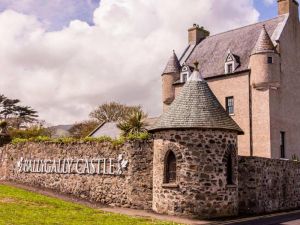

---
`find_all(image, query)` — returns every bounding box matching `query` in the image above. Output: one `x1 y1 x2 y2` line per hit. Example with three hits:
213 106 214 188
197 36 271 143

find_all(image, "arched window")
226 144 235 185
165 151 176 183
226 153 234 185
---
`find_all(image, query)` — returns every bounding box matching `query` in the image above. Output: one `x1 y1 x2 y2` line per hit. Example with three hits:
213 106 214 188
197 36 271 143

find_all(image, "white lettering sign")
16 154 128 175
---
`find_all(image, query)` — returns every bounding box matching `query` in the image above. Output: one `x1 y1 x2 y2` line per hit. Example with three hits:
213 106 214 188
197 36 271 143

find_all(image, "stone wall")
152 129 239 219
238 156 300 215
0 141 153 210
2 139 300 218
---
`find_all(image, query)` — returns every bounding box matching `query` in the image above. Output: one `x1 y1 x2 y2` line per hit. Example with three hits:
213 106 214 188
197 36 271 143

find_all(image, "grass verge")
0 184 176 225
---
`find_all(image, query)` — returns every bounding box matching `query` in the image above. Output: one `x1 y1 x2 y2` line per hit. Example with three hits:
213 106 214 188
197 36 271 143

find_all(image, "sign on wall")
16 154 128 175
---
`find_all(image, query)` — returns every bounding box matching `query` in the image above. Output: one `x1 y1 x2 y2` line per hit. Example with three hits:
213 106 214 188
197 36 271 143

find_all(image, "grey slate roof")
89 117 159 138
251 26 276 55
150 70 243 134
88 122 121 138
163 51 181 74
184 15 287 78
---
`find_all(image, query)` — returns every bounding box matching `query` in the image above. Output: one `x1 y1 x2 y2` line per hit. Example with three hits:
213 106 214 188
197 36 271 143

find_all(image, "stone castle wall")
0 141 153 210
1 141 300 218
238 156 300 215
152 129 239 219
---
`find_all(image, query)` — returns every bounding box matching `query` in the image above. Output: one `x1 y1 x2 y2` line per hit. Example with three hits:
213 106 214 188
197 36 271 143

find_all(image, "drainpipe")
249 71 253 156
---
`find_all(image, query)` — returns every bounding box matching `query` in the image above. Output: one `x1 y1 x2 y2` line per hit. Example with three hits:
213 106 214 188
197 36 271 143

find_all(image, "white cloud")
0 0 259 125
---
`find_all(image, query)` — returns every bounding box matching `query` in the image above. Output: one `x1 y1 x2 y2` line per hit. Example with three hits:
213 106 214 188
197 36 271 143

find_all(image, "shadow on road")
225 212 300 225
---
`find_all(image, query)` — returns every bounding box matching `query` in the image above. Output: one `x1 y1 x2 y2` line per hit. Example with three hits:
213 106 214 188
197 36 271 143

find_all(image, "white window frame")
226 96 235 116
181 72 189 83
225 62 234 74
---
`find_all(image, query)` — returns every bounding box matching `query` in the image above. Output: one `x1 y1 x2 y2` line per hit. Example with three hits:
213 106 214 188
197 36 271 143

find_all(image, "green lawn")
0 184 176 225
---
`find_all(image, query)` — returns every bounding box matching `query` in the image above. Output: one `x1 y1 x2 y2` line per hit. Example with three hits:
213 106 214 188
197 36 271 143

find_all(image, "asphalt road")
224 212 300 225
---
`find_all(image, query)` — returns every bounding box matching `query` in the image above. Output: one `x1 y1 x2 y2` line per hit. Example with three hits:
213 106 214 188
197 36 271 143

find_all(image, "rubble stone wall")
238 156 300 215
1 140 300 218
152 129 239 219
0 141 153 210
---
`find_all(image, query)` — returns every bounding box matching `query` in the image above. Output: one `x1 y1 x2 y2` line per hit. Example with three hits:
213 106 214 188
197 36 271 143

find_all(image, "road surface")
223 211 300 225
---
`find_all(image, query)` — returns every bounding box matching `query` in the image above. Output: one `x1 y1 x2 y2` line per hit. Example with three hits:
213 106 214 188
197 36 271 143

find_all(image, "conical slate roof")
251 25 276 55
162 51 181 74
150 69 243 134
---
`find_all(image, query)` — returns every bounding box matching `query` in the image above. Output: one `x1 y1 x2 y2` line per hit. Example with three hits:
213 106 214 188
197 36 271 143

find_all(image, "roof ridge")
207 15 286 39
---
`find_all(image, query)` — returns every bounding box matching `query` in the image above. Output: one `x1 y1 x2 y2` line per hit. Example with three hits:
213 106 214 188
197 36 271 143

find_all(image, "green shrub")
82 136 112 143
126 132 150 141
11 138 27 145
111 137 126 147
9 127 50 139
29 136 51 142
10 132 151 146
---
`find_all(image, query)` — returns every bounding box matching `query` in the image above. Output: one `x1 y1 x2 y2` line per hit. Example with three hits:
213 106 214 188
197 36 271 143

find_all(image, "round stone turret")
250 25 280 90
150 67 243 219
162 51 181 112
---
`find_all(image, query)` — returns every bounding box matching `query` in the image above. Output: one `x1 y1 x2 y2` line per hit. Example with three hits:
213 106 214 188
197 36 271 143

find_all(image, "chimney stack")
188 24 210 45
278 0 299 20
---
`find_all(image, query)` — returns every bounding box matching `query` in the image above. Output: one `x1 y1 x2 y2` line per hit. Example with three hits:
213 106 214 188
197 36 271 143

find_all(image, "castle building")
162 0 300 159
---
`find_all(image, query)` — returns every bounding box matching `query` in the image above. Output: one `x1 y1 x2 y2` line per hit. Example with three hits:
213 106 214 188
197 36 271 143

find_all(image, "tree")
14 106 38 129
117 111 148 136
0 94 39 129
0 98 20 119
89 102 141 123
69 120 99 138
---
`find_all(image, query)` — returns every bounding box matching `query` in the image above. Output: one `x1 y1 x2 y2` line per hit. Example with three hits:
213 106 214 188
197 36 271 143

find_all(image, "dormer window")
225 50 239 74
180 64 192 83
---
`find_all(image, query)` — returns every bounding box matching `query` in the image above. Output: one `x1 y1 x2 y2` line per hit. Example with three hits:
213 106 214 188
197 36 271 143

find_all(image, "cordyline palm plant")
0 121 11 146
117 111 148 136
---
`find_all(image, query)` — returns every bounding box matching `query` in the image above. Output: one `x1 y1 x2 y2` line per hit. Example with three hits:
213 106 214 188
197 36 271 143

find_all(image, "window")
268 57 273 64
181 73 188 83
225 144 235 185
225 51 239 74
280 131 285 158
226 151 234 185
227 63 233 73
165 151 176 183
226 96 234 115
